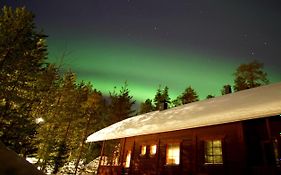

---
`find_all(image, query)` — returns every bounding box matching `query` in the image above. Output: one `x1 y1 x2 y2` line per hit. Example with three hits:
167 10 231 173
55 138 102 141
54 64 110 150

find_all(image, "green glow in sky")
47 36 281 102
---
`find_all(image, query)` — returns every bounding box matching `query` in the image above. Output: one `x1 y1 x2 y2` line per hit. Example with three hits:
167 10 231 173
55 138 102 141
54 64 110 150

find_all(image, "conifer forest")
0 5 272 174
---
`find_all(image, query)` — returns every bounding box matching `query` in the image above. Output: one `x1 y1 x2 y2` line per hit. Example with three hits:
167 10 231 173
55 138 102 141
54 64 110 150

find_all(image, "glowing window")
166 144 180 165
140 145 146 156
150 145 157 155
204 140 223 164
125 151 131 168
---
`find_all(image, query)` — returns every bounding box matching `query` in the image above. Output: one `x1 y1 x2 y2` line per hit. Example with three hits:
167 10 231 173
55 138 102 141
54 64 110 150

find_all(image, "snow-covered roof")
87 83 281 142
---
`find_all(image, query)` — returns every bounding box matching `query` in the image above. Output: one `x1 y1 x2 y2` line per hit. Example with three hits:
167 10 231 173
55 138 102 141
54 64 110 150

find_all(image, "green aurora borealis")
47 36 281 102
6 0 281 103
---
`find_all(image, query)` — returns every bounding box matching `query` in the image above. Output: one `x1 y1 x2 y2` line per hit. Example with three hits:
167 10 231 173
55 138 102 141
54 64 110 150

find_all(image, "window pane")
205 156 213 164
140 145 146 155
150 145 157 155
206 147 213 155
204 139 223 165
125 151 131 168
166 144 180 165
167 148 173 158
213 140 222 147
213 148 222 155
174 156 180 165
214 156 223 164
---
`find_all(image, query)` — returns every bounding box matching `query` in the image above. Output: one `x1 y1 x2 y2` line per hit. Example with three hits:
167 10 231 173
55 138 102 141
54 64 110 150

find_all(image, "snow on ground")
26 157 38 164
25 156 99 175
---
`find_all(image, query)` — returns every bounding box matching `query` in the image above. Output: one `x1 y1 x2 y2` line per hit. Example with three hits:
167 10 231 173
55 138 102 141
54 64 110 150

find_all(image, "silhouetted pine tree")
221 84 232 95
139 99 155 114
234 60 269 91
108 82 135 124
153 86 170 110
173 86 199 107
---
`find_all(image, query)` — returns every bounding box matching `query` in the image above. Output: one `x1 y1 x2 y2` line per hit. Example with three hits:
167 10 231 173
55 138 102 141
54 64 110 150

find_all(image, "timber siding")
97 115 281 175
124 121 245 175
89 83 281 175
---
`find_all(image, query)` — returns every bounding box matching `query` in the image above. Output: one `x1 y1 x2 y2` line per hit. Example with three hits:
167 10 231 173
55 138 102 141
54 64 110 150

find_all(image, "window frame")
204 139 224 165
166 143 180 166
124 150 131 168
150 144 157 156
140 145 147 156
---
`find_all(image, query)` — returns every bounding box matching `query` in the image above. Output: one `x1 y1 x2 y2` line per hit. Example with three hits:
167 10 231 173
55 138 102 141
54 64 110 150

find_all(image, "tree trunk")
74 114 92 175
40 95 62 171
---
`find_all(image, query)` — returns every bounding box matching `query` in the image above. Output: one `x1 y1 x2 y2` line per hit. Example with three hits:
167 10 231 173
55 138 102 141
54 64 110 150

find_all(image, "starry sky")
4 0 281 102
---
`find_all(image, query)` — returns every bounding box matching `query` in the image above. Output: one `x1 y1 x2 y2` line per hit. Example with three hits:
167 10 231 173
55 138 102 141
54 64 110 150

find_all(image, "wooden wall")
98 116 281 175
124 122 246 175
243 116 281 175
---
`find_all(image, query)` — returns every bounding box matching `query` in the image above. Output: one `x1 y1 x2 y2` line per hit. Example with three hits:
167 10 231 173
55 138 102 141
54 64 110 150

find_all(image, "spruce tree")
139 99 155 114
173 86 199 107
0 6 47 155
108 82 135 124
153 86 170 110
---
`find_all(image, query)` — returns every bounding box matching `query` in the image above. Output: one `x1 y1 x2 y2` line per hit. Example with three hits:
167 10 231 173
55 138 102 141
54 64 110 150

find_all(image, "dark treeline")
0 6 269 174
140 60 269 113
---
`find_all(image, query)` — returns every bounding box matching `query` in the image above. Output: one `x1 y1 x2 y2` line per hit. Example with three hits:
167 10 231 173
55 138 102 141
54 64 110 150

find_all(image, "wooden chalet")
87 83 281 175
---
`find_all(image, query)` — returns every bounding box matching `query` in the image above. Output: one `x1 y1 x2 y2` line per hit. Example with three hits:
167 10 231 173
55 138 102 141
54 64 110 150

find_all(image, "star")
249 48 255 56
154 24 158 31
250 50 255 56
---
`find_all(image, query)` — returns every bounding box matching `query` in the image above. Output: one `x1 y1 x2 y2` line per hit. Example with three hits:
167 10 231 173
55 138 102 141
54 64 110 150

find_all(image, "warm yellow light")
166 144 180 165
125 151 131 168
35 117 44 124
204 140 223 164
150 145 157 155
140 145 146 155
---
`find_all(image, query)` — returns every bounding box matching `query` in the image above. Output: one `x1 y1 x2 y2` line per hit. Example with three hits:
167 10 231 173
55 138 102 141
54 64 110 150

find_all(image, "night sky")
4 0 281 101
